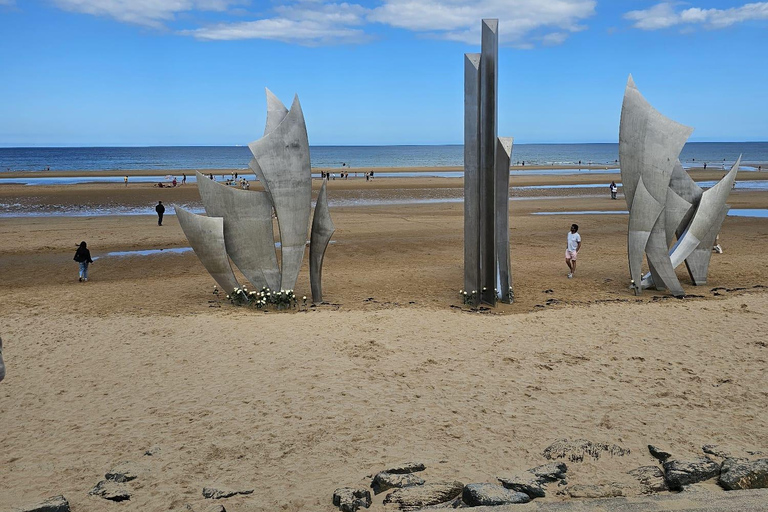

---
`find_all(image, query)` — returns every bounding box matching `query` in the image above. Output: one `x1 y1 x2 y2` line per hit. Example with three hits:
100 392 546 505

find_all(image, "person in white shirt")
565 224 581 278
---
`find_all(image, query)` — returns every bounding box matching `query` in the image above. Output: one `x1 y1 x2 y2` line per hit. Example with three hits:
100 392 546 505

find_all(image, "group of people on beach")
320 170 376 180
125 174 189 188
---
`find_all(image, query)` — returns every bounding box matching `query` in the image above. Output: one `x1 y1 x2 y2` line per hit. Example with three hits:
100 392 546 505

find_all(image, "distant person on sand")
565 224 581 279
73 241 94 282
182 173 187 185
704 163 707 170
124 175 128 187
610 181 618 200
156 201 165 226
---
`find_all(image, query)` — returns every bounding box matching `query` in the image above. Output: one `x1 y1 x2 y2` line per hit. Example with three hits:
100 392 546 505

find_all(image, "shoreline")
1 163 766 180
1 164 616 179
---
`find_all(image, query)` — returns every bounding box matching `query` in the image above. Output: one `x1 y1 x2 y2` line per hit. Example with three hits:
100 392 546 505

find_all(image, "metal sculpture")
175 206 241 293
619 75 738 296
176 89 333 301
464 19 514 306
309 180 335 302
196 171 280 291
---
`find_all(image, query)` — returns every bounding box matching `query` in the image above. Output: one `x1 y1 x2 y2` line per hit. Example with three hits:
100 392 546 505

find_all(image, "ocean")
1 142 766 172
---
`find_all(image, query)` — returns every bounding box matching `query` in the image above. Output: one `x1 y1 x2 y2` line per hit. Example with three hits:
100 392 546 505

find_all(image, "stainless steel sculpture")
309 180 335 303
177 89 333 301
175 206 241 293
196 171 280 291
619 75 738 296
249 95 312 292
464 19 514 306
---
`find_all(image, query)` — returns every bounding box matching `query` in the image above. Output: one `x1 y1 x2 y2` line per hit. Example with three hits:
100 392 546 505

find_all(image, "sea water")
1 142 766 172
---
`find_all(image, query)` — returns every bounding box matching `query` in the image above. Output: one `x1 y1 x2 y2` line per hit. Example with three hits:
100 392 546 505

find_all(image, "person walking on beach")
74 241 94 282
124 175 128 187
565 224 581 279
156 201 165 226
610 181 618 200
182 173 187 185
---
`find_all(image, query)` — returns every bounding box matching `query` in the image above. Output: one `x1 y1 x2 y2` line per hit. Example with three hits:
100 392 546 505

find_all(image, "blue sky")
1 0 766 146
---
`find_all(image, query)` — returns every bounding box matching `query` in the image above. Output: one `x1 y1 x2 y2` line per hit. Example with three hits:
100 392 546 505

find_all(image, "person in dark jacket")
73 241 94 282
156 201 165 226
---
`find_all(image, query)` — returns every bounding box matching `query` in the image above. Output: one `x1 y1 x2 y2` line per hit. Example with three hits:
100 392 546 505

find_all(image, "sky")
0 0 766 146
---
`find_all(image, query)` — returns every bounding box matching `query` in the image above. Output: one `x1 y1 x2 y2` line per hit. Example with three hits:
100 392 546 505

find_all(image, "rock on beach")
663 458 720 490
383 481 464 511
462 483 531 506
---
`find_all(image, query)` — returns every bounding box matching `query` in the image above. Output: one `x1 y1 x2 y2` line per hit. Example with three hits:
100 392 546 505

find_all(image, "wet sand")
1 168 767 511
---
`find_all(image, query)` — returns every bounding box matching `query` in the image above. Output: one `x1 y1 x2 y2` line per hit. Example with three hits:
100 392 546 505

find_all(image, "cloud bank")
44 0 597 47
625 2 768 30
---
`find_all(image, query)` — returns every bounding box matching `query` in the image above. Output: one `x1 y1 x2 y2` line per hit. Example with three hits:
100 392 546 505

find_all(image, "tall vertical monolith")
464 19 514 306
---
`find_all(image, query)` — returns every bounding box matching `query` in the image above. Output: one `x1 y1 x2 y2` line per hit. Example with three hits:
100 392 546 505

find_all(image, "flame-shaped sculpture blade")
665 161 703 245
620 75 694 206
669 157 740 269
644 211 685 296
627 177 662 286
195 171 280 291
620 75 694 295
669 161 704 205
309 180 335 303
248 95 312 292
664 188 695 247
495 137 513 303
175 206 240 293
265 87 289 136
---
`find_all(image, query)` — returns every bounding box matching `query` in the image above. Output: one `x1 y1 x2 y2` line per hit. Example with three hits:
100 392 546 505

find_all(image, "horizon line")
1 140 767 149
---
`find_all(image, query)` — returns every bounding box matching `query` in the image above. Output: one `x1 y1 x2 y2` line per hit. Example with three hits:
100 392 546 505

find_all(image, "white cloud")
541 31 569 46
46 0 597 47
369 0 596 45
183 19 370 45
183 2 371 45
51 0 241 28
625 2 768 31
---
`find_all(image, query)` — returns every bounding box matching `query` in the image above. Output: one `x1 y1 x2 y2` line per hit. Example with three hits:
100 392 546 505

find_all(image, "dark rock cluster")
332 441 768 510
334 487 373 512
17 495 70 512
543 438 631 462
641 444 768 494
89 461 142 502
202 487 254 499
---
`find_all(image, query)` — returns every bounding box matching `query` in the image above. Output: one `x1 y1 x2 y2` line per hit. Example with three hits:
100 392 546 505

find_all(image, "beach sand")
1 169 767 511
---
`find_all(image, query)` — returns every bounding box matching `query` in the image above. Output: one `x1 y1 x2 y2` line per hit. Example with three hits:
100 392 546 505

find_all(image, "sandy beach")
1 168 767 511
